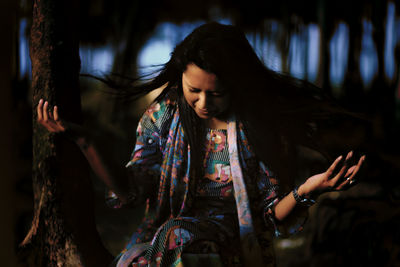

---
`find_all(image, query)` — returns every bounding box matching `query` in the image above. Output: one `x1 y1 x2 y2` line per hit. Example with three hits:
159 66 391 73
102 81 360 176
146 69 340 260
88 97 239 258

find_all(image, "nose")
197 92 209 110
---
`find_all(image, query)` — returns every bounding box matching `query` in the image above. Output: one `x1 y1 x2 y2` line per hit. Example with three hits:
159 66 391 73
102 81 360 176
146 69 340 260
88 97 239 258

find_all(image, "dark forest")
1 0 400 266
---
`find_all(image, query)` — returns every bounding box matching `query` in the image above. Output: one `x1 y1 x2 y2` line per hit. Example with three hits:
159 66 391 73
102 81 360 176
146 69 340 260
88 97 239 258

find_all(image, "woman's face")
182 63 230 120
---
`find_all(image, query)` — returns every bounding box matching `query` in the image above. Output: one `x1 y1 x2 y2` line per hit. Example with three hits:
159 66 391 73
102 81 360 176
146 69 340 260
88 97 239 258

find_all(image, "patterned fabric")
197 129 234 198
116 91 305 266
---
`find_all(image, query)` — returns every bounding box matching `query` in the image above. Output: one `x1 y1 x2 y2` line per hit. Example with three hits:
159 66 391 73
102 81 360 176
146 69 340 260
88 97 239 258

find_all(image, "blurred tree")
20 0 113 266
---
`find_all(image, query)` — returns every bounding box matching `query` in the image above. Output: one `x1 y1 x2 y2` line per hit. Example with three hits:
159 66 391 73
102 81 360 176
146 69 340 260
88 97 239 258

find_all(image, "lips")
198 108 216 117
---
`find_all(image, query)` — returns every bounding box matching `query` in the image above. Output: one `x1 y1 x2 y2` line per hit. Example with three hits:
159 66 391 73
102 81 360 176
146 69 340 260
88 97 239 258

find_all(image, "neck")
205 117 228 129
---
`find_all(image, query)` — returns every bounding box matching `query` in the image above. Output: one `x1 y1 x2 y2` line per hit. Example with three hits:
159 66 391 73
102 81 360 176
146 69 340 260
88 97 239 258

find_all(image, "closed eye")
189 88 201 93
188 87 226 97
209 91 225 97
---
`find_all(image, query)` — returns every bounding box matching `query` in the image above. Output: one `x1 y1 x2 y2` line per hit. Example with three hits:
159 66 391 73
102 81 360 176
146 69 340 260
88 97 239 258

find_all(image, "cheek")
183 90 196 107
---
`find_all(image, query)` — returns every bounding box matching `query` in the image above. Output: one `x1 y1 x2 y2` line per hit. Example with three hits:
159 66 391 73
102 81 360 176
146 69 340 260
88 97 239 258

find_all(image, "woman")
37 22 365 267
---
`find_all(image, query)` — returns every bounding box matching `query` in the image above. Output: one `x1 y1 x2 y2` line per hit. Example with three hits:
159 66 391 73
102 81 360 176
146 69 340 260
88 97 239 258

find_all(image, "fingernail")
338 155 343 160
39 99 43 103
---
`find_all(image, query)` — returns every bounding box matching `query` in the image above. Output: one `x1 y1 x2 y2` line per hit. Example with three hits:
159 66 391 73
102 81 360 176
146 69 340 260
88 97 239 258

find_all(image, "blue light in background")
288 26 307 79
137 22 203 77
247 31 263 60
79 45 114 74
137 19 233 77
256 21 319 81
262 39 283 72
329 22 349 88
137 41 173 76
246 21 283 72
384 2 396 81
19 18 31 79
307 24 320 82
19 18 115 78
260 20 282 72
138 19 321 83
360 19 379 87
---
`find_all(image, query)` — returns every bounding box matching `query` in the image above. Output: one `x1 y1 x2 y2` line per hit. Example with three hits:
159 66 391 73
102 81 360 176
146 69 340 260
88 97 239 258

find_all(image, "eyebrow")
185 81 225 93
183 75 225 93
183 78 198 90
188 86 224 94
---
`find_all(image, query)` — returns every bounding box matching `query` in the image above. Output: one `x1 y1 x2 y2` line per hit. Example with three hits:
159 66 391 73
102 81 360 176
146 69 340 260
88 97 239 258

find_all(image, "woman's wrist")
293 184 316 206
297 184 309 197
62 122 88 143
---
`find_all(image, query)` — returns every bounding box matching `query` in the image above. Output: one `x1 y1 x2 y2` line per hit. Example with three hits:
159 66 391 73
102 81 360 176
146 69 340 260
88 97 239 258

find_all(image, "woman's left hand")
298 151 365 197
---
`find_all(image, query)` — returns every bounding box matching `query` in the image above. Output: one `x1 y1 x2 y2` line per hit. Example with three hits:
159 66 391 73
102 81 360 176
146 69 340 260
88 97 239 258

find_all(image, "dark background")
1 0 400 266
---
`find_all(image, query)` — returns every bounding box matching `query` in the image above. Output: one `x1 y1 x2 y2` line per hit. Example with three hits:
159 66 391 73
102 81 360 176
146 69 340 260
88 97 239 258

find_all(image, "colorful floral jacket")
121 91 306 266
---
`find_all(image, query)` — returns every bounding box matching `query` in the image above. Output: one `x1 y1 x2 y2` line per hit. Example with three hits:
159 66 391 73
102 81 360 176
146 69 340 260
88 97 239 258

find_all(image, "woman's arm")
37 99 130 203
273 151 365 221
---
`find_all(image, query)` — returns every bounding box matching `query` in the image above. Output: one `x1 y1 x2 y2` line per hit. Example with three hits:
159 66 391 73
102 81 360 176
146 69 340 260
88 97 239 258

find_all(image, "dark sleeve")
106 99 173 209
124 100 168 206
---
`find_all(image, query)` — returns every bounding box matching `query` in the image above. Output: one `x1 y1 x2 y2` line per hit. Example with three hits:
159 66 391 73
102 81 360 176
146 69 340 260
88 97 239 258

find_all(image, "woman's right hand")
37 99 66 133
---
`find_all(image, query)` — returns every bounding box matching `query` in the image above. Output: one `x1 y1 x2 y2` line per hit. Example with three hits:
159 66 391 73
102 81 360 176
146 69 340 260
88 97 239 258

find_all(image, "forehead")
182 64 217 91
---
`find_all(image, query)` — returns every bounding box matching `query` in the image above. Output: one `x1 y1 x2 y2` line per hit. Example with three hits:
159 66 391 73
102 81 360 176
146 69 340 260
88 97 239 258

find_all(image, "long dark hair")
106 22 348 192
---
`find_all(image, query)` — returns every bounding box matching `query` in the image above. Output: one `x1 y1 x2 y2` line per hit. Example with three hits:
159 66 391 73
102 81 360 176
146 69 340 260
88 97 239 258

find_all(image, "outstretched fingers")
37 99 44 121
53 106 59 121
336 169 354 190
43 101 49 122
336 155 365 190
52 106 65 131
326 155 343 177
327 151 353 188
346 155 365 181
37 99 53 131
37 99 64 132
344 165 356 178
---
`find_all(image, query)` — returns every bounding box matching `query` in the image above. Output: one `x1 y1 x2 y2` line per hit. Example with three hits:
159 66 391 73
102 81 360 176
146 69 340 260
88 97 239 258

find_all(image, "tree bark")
21 0 113 266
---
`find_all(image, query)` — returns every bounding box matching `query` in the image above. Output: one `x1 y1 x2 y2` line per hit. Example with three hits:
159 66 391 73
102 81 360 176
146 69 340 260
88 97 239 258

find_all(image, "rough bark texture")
21 0 113 266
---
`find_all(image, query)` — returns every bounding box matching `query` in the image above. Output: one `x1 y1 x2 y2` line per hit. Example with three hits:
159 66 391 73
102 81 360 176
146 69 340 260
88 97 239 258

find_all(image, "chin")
197 113 212 119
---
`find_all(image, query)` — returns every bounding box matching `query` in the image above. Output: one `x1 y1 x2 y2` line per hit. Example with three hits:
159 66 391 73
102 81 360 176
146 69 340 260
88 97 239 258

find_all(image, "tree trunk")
21 0 113 266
